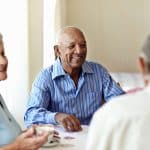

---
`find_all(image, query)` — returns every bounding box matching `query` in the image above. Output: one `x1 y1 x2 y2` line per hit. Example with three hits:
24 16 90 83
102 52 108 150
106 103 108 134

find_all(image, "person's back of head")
86 34 150 150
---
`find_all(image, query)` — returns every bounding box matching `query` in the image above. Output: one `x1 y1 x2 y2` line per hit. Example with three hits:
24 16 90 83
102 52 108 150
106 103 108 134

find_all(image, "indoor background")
0 0 149 128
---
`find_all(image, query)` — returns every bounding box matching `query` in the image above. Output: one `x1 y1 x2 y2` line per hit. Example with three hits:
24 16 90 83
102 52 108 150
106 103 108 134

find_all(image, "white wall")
29 0 150 77
63 0 150 72
1 0 149 128
0 0 28 128
27 0 150 86
28 0 43 88
0 0 44 128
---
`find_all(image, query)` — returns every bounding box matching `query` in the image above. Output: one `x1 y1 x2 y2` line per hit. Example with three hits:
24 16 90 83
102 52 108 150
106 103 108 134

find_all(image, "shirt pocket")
54 95 75 113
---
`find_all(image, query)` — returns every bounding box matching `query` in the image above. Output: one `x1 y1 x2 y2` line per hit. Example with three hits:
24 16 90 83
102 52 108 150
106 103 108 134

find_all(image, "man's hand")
55 113 82 132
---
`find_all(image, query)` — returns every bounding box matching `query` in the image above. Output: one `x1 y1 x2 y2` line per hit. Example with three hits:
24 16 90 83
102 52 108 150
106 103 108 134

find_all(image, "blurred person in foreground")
86 35 150 150
0 33 49 150
24 26 125 132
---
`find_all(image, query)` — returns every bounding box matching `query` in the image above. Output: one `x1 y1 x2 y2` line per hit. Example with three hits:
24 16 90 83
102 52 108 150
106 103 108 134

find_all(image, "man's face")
58 29 87 70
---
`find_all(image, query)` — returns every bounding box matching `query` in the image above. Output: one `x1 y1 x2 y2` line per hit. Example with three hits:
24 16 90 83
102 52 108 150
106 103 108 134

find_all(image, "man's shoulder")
43 65 54 73
85 60 102 66
84 60 106 71
82 61 107 75
33 66 54 83
37 67 51 76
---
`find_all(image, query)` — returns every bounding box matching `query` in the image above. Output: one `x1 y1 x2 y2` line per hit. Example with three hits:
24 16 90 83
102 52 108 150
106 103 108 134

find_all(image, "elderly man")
24 26 124 131
86 35 150 150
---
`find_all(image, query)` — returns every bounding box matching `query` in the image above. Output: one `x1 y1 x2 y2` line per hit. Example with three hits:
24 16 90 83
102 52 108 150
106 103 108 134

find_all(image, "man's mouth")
72 57 83 62
72 55 84 60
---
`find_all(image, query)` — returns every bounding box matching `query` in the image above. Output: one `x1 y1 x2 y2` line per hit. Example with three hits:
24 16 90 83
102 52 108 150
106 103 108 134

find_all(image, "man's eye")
80 44 86 48
68 45 74 49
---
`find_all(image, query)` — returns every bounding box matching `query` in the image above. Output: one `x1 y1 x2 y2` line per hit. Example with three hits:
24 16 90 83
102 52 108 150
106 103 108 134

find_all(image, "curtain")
0 0 28 128
43 0 67 68
43 0 57 68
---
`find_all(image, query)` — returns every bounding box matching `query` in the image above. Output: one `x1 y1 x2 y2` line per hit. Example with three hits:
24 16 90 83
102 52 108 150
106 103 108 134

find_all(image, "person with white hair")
0 33 49 149
86 35 150 150
24 26 125 132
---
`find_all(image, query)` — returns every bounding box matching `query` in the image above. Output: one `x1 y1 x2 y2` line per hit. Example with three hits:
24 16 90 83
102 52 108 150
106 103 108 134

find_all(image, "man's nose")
75 45 81 53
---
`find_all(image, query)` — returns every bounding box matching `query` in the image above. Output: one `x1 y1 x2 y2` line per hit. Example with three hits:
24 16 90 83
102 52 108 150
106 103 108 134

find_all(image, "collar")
51 58 94 80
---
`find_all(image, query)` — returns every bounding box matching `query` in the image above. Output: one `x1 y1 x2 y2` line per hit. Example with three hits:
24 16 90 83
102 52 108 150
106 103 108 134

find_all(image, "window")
43 0 57 68
0 0 28 128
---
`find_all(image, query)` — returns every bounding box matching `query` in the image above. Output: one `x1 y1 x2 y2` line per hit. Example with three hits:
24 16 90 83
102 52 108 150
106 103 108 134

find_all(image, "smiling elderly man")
24 26 125 131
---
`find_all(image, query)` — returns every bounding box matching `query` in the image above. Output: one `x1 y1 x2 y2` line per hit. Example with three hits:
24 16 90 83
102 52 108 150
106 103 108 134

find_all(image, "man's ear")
54 45 60 59
138 57 146 74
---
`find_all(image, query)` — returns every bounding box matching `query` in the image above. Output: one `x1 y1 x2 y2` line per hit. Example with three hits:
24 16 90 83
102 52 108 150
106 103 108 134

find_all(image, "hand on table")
55 113 82 132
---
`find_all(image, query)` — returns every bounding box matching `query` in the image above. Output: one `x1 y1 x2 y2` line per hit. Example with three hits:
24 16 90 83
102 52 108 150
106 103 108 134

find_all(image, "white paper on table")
54 125 89 149
55 125 88 138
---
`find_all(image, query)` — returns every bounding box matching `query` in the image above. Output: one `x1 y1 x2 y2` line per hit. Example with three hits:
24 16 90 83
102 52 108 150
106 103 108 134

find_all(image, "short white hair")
54 26 85 45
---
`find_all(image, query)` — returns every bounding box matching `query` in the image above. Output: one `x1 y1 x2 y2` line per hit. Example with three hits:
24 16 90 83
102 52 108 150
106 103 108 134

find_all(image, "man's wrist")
48 112 59 125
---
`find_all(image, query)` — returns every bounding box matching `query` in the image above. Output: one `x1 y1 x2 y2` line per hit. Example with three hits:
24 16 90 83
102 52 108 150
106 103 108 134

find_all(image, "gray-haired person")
0 33 49 149
86 34 150 150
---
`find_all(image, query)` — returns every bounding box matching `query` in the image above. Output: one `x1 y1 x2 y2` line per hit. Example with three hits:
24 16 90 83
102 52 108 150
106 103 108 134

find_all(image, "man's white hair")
54 26 85 45
140 34 150 63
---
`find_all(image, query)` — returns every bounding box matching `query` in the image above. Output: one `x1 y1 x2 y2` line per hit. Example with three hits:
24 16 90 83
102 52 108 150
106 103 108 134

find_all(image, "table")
41 125 88 150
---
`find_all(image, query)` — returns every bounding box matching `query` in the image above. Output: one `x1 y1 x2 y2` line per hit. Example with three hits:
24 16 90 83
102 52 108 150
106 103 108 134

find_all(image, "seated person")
86 34 150 150
24 26 125 132
0 33 48 149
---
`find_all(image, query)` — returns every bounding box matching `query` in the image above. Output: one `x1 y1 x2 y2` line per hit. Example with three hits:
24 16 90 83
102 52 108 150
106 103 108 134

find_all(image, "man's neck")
62 63 81 77
64 67 82 87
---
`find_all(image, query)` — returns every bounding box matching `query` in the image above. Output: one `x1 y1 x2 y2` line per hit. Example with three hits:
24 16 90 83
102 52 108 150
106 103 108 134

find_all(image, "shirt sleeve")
102 68 125 101
24 70 58 127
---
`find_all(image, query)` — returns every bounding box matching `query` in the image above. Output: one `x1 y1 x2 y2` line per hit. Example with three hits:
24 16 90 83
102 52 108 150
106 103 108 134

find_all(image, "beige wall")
28 0 150 88
63 0 150 72
28 0 43 88
55 0 67 31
